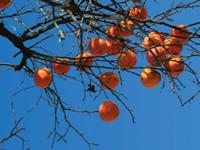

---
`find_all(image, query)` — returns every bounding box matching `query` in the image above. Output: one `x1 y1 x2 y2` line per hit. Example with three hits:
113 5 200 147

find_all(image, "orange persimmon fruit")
118 50 137 69
106 40 124 55
99 100 120 122
119 19 134 38
100 72 120 90
129 6 147 20
146 46 166 66
52 58 70 74
164 37 183 55
142 31 164 48
0 0 12 9
106 25 122 40
88 38 107 56
74 51 94 71
34 68 53 88
165 56 184 77
140 67 161 88
171 24 189 44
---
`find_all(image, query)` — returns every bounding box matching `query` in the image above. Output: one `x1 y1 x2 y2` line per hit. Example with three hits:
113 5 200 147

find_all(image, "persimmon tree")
0 0 200 149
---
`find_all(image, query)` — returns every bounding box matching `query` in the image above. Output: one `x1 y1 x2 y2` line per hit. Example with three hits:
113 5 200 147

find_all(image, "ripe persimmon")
52 58 70 74
140 67 161 88
106 25 122 40
100 72 120 90
165 56 184 77
143 31 164 48
146 46 166 66
164 37 183 55
119 19 134 38
99 100 120 122
74 51 94 71
129 6 147 20
88 38 107 56
106 40 124 55
118 50 137 69
171 24 189 44
34 68 53 88
0 0 12 9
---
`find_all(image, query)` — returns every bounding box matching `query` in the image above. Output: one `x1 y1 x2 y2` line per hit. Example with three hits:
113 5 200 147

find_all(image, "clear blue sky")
0 0 200 150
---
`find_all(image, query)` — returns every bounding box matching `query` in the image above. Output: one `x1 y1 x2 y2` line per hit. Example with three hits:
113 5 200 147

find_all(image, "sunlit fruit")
146 46 166 66
143 31 164 48
129 6 147 20
88 38 107 56
0 0 12 9
106 40 124 55
106 21 134 39
52 58 70 74
119 19 134 38
164 37 183 55
100 72 120 90
99 100 120 122
171 24 189 44
74 51 94 71
140 67 161 88
34 68 53 88
106 25 122 40
118 50 137 69
165 56 184 77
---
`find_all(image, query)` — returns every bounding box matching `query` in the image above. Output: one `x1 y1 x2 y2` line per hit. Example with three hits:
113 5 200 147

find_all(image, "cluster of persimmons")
1 0 189 123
